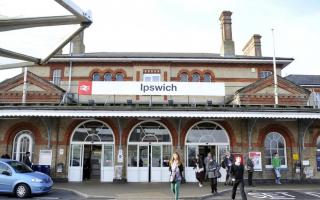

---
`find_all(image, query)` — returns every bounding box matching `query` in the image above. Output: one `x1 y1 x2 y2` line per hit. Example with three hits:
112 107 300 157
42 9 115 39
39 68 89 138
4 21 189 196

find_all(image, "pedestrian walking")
246 156 255 186
272 152 281 184
221 151 234 186
23 152 32 168
169 152 184 200
231 156 247 200
194 154 205 187
206 152 220 194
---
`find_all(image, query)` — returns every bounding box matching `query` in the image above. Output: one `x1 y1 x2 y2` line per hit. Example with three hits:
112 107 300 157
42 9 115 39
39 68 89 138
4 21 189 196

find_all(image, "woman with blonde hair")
169 152 184 200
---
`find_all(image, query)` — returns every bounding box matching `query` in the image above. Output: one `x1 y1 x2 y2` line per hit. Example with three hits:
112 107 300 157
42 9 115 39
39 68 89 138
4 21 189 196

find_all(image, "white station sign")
78 81 225 96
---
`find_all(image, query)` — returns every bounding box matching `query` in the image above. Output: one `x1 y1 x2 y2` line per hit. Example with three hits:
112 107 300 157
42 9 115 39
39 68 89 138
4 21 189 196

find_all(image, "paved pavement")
53 182 320 200
2 182 319 199
0 189 83 200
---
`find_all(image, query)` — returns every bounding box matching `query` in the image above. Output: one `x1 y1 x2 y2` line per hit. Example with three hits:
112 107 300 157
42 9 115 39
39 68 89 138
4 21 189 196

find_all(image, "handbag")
216 170 222 178
169 172 176 183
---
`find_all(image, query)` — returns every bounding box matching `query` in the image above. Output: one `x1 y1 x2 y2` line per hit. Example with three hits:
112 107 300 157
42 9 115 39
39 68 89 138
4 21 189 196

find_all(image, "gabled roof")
0 71 65 93
235 75 311 95
285 74 320 86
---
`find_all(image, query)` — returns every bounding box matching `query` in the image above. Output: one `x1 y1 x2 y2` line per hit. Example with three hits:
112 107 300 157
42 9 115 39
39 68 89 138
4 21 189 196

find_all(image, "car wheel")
15 183 30 198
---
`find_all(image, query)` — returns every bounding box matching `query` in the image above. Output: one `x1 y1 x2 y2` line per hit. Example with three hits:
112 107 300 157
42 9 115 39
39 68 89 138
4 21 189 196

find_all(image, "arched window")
12 130 34 162
192 73 200 82
186 122 229 144
129 121 171 143
264 132 287 168
180 73 188 82
92 72 100 81
204 73 212 82
115 73 124 81
104 73 112 81
71 121 114 143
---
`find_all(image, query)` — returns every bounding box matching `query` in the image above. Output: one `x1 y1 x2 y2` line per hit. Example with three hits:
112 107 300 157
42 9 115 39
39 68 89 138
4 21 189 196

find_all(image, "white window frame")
264 132 287 169
52 69 62 86
180 73 188 82
12 131 34 162
259 71 273 79
203 73 212 82
143 74 160 82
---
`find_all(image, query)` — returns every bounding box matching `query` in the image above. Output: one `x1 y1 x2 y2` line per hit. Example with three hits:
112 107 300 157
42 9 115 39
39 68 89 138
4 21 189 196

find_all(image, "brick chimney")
242 34 262 57
219 11 235 57
71 31 85 54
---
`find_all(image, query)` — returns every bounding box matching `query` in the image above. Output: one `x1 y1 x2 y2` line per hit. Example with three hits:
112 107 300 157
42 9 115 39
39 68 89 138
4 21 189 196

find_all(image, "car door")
0 162 14 192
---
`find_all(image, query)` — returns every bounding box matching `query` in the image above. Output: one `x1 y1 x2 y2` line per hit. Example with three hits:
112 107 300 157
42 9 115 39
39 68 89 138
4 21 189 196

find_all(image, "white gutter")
0 110 319 119
50 57 293 65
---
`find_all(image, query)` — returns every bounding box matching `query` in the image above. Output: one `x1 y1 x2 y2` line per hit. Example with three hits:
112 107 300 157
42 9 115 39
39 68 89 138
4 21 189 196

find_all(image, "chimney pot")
71 31 85 54
220 11 235 57
242 34 262 57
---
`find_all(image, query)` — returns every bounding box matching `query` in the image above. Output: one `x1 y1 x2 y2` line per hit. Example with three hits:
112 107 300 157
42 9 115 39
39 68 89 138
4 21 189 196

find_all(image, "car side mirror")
2 171 11 176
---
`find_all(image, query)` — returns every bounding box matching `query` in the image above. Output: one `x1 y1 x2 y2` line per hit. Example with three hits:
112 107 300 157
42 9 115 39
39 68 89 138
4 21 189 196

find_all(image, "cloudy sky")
0 0 320 82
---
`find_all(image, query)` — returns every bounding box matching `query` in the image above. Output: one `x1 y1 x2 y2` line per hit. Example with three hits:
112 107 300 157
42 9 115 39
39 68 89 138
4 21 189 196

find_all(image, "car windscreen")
7 161 33 173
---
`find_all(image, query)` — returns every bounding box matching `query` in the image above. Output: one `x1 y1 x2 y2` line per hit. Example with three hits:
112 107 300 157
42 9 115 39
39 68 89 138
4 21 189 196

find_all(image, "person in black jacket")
194 154 205 187
221 151 234 186
246 157 255 186
23 152 32 168
231 156 247 200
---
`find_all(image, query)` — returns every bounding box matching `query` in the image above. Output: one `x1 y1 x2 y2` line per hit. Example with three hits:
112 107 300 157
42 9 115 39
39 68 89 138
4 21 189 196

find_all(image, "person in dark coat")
222 151 234 186
246 157 255 186
23 152 32 168
194 154 205 187
83 158 91 180
231 156 247 200
205 152 220 194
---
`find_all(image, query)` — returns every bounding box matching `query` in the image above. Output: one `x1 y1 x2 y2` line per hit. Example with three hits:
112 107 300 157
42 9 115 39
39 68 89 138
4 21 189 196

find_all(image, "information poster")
39 150 52 165
249 152 262 171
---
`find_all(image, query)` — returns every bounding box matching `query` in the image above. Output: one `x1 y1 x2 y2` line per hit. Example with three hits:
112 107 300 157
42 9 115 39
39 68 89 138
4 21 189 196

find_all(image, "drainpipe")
22 67 28 104
40 117 52 149
248 119 257 151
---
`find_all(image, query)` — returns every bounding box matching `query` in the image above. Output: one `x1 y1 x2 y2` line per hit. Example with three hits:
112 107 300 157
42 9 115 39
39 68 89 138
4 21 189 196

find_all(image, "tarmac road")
0 188 84 200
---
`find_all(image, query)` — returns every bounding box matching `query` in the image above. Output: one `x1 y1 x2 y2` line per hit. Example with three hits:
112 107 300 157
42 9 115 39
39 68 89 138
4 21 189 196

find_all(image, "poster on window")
249 152 262 171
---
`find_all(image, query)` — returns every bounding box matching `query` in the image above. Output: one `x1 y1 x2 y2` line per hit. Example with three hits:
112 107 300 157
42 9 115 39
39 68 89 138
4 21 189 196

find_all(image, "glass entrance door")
151 145 161 182
68 144 83 182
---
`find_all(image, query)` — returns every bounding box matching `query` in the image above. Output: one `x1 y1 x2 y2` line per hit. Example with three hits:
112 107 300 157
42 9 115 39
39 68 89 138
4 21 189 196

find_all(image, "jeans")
274 168 281 184
171 181 181 200
232 179 247 200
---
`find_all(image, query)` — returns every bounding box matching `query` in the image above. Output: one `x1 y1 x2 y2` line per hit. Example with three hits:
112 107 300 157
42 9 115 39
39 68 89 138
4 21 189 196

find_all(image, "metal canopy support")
0 15 80 32
0 0 92 69
247 118 257 151
297 119 314 182
0 48 40 63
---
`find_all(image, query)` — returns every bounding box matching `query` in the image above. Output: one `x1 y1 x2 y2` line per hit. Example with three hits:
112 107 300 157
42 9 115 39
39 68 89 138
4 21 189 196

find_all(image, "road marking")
305 192 320 198
35 197 59 200
248 192 295 199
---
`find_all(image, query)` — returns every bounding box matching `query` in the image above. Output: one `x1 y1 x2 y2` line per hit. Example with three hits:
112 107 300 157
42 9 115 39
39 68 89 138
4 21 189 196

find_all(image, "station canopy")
0 0 92 70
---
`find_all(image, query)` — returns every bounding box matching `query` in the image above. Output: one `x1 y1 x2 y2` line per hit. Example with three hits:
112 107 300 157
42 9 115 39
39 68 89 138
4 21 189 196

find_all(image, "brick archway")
256 124 295 148
181 119 236 148
312 130 320 148
63 119 119 146
122 119 178 146
3 122 45 149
